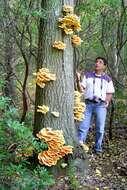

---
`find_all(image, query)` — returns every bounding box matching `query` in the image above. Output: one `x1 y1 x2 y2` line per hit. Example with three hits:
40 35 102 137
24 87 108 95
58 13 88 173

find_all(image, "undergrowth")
0 96 55 190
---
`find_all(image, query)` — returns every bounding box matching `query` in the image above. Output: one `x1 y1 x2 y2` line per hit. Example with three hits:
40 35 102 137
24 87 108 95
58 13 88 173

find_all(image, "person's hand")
76 71 81 82
105 100 109 108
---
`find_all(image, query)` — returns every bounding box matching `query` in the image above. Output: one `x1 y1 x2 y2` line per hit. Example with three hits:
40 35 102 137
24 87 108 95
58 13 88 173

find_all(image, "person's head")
95 57 108 73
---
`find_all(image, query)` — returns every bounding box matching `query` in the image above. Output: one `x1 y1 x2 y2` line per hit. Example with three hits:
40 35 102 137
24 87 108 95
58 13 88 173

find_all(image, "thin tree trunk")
4 33 16 100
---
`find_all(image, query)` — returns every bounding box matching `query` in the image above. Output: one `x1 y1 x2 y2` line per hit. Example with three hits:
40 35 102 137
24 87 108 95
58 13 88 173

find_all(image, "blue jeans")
78 102 107 152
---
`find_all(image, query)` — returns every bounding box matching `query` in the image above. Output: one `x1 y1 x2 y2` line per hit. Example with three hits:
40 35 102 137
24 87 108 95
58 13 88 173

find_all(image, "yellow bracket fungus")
37 105 49 114
36 128 73 166
58 14 81 35
63 5 74 15
34 68 56 88
74 91 86 121
53 41 66 50
71 35 83 46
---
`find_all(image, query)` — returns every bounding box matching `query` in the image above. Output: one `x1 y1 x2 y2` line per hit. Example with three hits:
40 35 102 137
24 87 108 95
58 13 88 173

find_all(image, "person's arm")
105 79 115 108
76 72 85 93
105 93 113 107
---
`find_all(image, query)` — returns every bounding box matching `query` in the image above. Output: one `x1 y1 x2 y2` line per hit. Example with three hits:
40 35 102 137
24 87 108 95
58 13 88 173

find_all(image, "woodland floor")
51 131 127 190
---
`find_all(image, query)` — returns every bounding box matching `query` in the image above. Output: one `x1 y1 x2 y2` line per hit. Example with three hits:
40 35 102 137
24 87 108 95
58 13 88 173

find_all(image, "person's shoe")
79 141 89 152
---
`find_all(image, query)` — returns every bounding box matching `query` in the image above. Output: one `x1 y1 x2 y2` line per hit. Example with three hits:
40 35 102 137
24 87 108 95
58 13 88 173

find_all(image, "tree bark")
34 0 77 146
4 33 16 101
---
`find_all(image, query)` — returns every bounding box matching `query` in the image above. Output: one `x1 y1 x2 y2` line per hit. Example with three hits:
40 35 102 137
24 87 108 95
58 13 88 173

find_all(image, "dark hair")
95 57 108 65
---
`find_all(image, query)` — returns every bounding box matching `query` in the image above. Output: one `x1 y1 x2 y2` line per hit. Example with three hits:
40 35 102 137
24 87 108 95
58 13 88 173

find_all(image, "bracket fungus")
36 128 73 166
63 5 74 15
58 14 81 35
53 41 66 50
74 91 86 121
51 111 59 117
34 68 56 88
37 105 49 114
71 35 83 46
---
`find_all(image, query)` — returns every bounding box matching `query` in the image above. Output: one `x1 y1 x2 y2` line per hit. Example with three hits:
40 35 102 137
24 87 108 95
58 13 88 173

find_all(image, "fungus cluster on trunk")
36 128 73 166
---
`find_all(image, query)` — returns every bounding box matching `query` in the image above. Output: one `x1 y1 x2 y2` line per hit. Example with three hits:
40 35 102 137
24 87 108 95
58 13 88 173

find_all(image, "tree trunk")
34 0 77 146
113 48 120 78
4 33 16 101
3 0 16 102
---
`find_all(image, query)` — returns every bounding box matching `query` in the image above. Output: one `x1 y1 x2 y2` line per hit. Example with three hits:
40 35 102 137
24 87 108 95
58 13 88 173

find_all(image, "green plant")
67 166 80 190
0 72 6 90
0 96 10 110
0 163 55 190
0 96 55 189
107 141 118 155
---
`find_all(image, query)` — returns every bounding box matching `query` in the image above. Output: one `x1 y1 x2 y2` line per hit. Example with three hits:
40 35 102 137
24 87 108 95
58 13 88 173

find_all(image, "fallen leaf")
107 173 112 177
95 169 102 177
103 187 109 190
121 178 126 182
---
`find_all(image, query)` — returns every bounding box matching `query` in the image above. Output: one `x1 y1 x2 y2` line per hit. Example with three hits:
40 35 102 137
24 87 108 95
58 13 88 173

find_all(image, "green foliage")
32 138 48 154
0 162 55 190
115 88 127 99
67 167 80 190
0 96 55 189
107 141 118 155
0 96 10 110
20 8 47 19
76 0 126 70
0 72 6 90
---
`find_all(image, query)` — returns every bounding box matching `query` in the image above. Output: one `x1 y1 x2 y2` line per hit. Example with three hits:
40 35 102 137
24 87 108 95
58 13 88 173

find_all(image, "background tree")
1 0 39 121
1 0 16 101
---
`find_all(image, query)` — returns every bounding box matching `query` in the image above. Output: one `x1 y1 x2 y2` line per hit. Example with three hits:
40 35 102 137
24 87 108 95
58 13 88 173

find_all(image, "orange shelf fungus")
53 41 66 50
36 128 65 145
37 105 49 114
33 68 56 88
38 150 59 167
58 14 81 35
74 91 86 121
71 35 83 46
36 128 73 166
63 5 74 15
58 145 73 158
